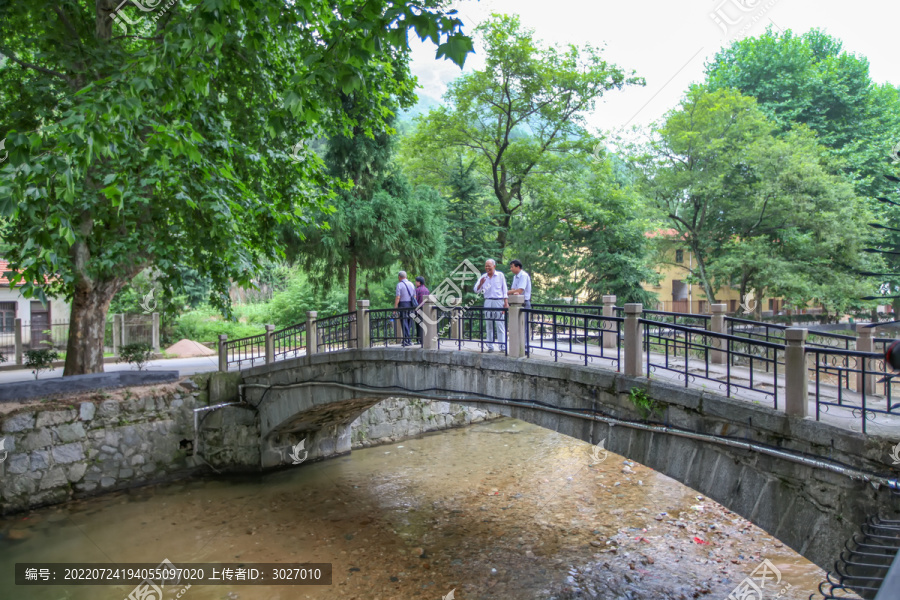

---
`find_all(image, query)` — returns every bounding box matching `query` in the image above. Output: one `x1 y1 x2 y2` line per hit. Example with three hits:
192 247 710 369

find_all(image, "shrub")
24 348 59 380
628 387 665 421
118 343 153 371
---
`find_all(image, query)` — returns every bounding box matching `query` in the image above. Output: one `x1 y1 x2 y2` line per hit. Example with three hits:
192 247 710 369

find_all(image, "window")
730 299 737 312
675 249 684 263
0 302 15 333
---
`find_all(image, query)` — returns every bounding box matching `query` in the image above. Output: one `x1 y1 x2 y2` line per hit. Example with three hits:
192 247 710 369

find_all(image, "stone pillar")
709 304 727 365
450 299 462 340
113 313 123 356
218 334 228 372
602 295 617 349
623 303 643 377
357 300 370 349
422 296 438 350
306 311 318 356
507 295 526 358
855 324 876 394
14 317 22 365
265 324 275 364
151 312 160 353
784 328 808 417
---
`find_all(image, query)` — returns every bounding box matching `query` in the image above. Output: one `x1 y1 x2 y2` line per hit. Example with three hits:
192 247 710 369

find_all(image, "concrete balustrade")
602 295 617 349
709 303 726 364
507 295 525 358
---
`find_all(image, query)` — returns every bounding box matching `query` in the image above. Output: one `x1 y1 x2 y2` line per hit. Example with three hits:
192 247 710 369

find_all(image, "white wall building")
0 260 71 348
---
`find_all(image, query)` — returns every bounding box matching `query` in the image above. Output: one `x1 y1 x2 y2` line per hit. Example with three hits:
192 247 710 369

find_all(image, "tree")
510 152 658 303
406 13 644 261
285 111 447 313
0 0 473 374
633 86 878 312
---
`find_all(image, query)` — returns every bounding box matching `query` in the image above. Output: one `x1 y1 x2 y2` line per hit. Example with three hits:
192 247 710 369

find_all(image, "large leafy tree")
405 13 644 260
0 0 473 374
633 86 878 315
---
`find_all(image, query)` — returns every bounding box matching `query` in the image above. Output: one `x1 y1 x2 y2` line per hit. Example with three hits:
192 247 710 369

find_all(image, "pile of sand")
165 339 216 358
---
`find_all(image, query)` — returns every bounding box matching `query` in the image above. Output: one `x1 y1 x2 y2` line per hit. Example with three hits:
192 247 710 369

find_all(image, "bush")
118 343 153 371
24 348 59 380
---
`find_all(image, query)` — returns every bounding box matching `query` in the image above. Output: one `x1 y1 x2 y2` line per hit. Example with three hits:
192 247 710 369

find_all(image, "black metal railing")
436 306 508 354
643 309 710 329
531 303 604 316
316 312 357 353
524 309 622 368
225 332 267 369
369 307 422 347
727 317 855 350
641 319 784 408
273 322 306 361
808 347 897 434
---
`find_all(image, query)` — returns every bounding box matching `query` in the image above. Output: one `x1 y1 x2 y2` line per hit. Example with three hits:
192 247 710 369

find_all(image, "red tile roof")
0 260 53 286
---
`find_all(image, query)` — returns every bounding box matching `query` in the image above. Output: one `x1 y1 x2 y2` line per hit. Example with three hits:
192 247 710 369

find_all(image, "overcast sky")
408 0 899 135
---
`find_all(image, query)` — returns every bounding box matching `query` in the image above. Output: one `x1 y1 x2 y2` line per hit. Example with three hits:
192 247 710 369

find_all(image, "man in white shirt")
509 259 532 309
474 259 508 352
394 271 417 346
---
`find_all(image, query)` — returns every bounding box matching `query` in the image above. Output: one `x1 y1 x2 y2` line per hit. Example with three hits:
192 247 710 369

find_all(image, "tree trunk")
496 213 511 263
63 280 121 376
348 255 358 314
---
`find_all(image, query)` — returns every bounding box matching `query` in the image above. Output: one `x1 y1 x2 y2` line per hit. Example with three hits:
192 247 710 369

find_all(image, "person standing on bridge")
474 259 508 352
413 276 430 345
394 271 416 346
509 260 532 309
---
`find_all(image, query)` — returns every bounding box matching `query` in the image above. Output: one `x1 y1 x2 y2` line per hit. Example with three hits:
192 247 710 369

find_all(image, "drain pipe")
241 381 900 491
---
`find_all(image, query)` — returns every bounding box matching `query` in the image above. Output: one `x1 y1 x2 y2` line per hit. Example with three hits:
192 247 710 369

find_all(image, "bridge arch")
236 347 900 571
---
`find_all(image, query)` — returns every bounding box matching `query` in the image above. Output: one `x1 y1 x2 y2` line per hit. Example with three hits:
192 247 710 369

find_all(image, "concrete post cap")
356 299 370 308
218 334 228 340
507 295 525 305
306 311 318 317
602 295 617 304
710 304 727 314
624 303 643 314
265 324 275 331
784 328 808 342
423 295 437 304
854 324 873 335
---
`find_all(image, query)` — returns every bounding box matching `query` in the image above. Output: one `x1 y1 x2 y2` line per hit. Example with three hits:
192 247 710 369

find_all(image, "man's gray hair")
485 259 496 266
398 271 407 278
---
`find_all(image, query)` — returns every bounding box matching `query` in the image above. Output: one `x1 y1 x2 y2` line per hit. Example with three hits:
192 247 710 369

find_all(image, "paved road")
0 355 221 385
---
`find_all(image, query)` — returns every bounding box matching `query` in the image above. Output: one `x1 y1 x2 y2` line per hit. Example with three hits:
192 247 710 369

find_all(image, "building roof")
0 260 53 286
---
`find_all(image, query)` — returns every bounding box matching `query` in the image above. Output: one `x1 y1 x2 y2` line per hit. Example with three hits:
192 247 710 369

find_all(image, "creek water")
1 417 841 600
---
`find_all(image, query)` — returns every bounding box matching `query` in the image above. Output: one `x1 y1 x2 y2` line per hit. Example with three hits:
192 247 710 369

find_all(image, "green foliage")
24 348 59 380
0 0 474 374
117 343 153 371
173 306 270 344
628 387 664 421
405 13 644 258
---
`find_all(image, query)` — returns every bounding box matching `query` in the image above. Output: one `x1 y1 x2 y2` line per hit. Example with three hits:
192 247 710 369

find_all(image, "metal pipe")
240 381 900 490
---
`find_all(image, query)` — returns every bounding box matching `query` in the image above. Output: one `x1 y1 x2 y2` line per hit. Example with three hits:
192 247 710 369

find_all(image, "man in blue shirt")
509 260 532 309
474 259 508 352
394 271 417 346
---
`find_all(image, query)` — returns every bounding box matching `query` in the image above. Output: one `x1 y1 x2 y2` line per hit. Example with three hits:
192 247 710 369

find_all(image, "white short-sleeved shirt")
474 271 508 299
512 270 532 300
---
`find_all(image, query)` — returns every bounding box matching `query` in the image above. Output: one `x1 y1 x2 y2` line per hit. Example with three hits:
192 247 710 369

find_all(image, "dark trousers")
398 300 414 345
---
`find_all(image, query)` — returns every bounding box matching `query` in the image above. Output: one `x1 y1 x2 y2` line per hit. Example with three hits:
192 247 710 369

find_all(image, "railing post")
855 324 875 394
602 295 617 349
357 300 370 349
507 295 525 358
14 317 22 365
624 303 643 377
709 304 727 364
785 328 809 417
151 312 160 353
264 324 275 364
218 334 228 372
393 309 402 343
422 296 438 350
113 313 123 356
450 299 462 340
306 311 318 356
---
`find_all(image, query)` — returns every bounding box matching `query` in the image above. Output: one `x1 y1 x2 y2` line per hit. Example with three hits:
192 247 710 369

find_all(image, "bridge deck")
229 338 900 437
